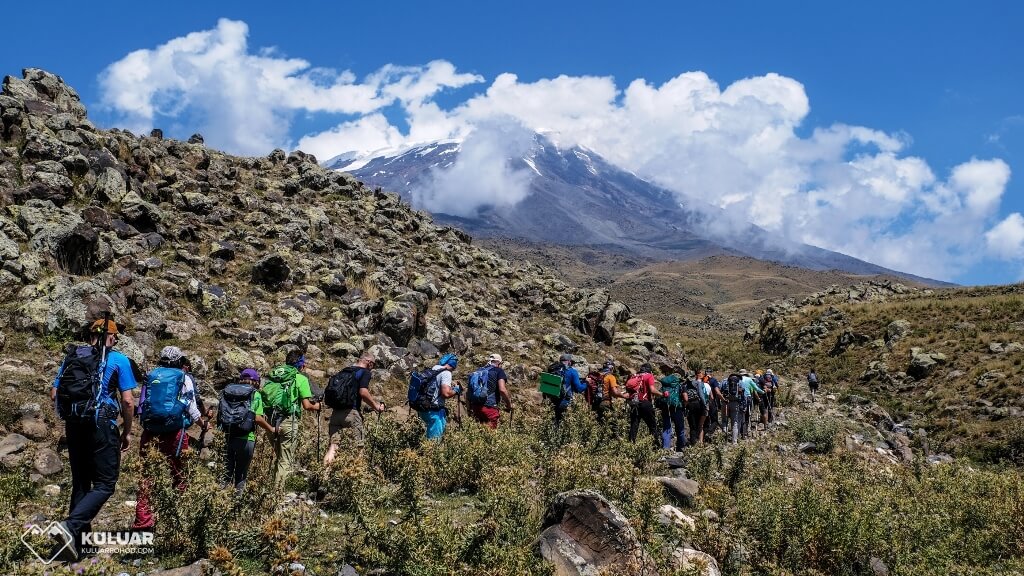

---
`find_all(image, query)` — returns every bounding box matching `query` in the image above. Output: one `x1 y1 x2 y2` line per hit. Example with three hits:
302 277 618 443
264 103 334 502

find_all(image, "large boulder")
885 319 911 345
252 253 291 290
656 476 700 508
0 433 30 457
380 299 420 347
2 68 88 119
907 348 947 379
17 276 113 335
538 490 656 576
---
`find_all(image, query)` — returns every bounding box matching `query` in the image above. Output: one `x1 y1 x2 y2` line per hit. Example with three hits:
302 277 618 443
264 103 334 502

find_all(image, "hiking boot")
48 521 78 563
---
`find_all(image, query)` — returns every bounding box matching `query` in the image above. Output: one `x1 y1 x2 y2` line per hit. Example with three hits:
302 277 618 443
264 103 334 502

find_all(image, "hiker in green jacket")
263 350 322 489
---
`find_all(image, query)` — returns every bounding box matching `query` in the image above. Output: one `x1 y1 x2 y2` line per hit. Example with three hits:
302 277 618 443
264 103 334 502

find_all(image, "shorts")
469 404 500 429
328 408 365 447
419 409 447 439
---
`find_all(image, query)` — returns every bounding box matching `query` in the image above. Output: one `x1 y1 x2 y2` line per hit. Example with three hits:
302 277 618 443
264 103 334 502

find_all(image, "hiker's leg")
167 430 189 491
70 418 121 543
132 430 158 529
659 405 673 449
341 408 366 448
324 408 345 464
628 408 640 443
223 434 238 487
274 417 299 489
641 402 660 449
676 409 689 450
234 438 255 491
65 420 92 518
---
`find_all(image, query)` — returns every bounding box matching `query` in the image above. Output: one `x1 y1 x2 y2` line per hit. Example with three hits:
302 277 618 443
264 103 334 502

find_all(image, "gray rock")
93 167 128 203
669 547 721 576
538 490 655 576
0 433 30 457
18 416 48 440
658 504 696 530
870 556 890 576
885 319 911 344
252 253 291 289
656 476 699 507
33 447 62 476
148 560 213 576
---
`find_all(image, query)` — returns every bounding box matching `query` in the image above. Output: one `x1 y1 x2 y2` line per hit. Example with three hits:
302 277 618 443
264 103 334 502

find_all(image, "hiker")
684 372 711 445
466 353 513 429
219 368 276 491
807 369 819 402
724 373 747 444
738 369 764 436
49 318 138 561
415 353 461 439
758 369 778 428
657 373 687 451
546 354 584 428
263 350 322 489
625 364 660 448
132 345 208 530
324 353 385 465
703 368 725 437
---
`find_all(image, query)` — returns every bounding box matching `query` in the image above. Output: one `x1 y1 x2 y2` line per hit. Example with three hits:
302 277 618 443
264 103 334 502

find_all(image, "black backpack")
726 374 747 403
217 384 256 433
324 366 365 409
685 380 705 411
56 345 103 419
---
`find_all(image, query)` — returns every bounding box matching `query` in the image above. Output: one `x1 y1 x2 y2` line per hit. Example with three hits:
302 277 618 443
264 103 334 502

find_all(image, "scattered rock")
870 556 890 576
658 504 696 530
656 476 699 507
538 490 655 576
33 447 62 476
668 547 722 576
149 559 213 576
0 433 30 457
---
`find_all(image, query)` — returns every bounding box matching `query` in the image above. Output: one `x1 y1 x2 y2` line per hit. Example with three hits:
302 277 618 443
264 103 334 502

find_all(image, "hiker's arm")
255 414 275 434
120 389 135 450
440 382 459 399
359 387 384 412
302 397 322 411
185 376 205 426
498 379 513 410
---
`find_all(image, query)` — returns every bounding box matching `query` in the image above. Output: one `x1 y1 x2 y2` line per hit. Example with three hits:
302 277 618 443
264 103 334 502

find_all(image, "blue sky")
2 1 1021 285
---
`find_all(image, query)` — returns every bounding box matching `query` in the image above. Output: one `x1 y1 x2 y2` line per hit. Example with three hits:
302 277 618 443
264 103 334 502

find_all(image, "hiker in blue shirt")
49 318 138 562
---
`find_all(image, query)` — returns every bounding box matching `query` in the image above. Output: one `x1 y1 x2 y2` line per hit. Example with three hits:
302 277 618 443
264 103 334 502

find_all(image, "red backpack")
626 374 650 402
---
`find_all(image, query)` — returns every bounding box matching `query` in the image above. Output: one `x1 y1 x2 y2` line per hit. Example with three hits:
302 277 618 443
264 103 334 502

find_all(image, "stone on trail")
0 433 30 457
669 547 722 576
656 476 699 507
33 447 62 476
658 504 696 530
149 559 213 575
538 490 656 576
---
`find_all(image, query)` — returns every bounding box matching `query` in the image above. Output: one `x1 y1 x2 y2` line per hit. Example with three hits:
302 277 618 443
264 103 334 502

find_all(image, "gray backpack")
217 384 256 433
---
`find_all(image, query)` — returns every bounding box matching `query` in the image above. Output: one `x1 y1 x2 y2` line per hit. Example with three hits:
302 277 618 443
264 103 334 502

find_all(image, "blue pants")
419 409 447 439
660 405 686 451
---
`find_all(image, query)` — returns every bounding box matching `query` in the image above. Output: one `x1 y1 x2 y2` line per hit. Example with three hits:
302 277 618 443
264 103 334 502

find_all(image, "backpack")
543 362 569 403
684 379 706 411
55 344 103 419
626 374 650 402
263 364 301 418
217 384 256 434
586 371 605 406
726 374 746 403
408 367 445 411
761 376 775 394
140 367 191 433
467 366 496 406
807 372 819 386
324 366 364 410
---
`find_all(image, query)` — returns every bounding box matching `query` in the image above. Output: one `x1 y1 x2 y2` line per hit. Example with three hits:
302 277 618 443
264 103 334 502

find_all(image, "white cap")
488 353 503 363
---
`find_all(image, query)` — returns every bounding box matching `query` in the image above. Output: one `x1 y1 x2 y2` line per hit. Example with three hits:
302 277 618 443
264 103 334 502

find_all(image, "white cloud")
98 18 481 155
99 20 1018 281
986 213 1024 260
413 120 536 217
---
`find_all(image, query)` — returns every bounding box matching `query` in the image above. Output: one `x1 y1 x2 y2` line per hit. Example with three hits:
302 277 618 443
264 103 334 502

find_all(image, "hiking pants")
272 416 300 489
727 401 744 444
629 400 659 448
660 405 686 451
687 408 706 446
469 404 500 429
328 408 366 448
419 409 447 439
65 417 120 549
223 435 255 491
705 398 720 436
133 428 190 529
553 401 569 429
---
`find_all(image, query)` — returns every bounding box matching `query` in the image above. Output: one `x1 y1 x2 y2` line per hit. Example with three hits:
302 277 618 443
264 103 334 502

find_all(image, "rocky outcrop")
0 68 670 389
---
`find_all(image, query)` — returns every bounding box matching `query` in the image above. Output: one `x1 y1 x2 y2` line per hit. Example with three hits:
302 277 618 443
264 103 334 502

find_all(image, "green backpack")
262 364 301 417
660 374 684 409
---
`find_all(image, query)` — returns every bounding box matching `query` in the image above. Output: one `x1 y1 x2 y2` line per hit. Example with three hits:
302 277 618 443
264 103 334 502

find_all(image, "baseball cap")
240 368 260 381
160 346 184 362
488 353 503 363
559 354 574 363
90 319 119 335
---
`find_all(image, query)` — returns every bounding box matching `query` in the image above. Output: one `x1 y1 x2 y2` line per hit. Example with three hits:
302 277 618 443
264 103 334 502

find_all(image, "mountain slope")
334 135 947 284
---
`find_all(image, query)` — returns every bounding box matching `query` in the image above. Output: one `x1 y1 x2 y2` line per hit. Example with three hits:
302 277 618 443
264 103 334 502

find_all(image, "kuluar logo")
20 521 72 565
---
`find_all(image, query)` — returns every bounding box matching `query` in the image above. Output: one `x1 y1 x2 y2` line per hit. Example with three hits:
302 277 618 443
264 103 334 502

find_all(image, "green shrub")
789 414 840 453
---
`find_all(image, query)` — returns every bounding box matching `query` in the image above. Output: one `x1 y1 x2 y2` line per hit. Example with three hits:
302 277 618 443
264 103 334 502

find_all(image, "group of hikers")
541 354 788 449
45 315 818 563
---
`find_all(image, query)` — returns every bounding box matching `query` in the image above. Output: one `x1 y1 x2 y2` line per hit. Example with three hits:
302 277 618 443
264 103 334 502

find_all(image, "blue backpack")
408 367 445 412
141 367 192 433
467 366 496 406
